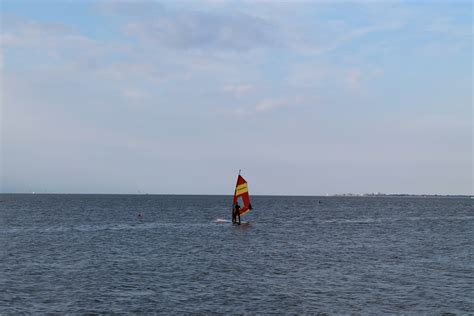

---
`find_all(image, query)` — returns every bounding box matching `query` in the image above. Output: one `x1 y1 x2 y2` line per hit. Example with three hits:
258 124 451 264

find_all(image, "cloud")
255 98 287 112
256 95 313 113
228 95 311 117
286 59 386 98
122 89 148 101
98 2 278 52
345 68 362 89
1 17 130 60
96 1 164 17
276 2 412 57
223 84 253 96
226 97 290 117
1 18 75 48
122 10 277 51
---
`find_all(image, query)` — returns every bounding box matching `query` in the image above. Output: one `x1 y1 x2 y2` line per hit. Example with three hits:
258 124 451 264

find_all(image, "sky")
0 0 472 195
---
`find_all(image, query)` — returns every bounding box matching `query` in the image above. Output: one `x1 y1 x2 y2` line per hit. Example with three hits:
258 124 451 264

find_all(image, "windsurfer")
233 202 241 225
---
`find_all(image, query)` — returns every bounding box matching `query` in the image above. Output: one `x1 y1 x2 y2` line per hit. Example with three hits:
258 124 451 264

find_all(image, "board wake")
215 218 231 223
215 218 250 225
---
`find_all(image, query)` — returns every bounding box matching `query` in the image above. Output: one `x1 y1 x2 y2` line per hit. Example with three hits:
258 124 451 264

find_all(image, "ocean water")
0 194 472 314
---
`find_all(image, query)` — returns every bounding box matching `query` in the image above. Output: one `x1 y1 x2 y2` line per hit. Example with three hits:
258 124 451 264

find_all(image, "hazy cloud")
223 84 253 97
228 95 312 117
96 1 164 17
1 17 129 61
122 89 149 101
123 10 277 51
255 98 288 112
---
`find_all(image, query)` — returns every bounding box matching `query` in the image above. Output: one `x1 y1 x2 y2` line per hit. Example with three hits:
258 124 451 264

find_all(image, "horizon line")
0 192 472 197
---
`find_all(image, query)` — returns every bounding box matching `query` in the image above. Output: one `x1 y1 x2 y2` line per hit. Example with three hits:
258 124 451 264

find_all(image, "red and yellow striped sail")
232 174 252 216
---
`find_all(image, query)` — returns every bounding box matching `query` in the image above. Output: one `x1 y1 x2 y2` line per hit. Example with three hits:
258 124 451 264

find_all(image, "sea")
0 194 472 314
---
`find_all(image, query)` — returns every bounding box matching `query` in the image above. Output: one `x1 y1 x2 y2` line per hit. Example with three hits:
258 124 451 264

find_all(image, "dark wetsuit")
233 204 241 225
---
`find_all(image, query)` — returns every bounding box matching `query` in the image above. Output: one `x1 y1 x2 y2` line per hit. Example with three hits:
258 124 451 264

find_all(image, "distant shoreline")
330 194 472 198
0 193 472 198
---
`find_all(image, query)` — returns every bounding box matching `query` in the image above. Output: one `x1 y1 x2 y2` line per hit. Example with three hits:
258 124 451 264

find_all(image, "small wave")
1 221 221 234
316 216 474 225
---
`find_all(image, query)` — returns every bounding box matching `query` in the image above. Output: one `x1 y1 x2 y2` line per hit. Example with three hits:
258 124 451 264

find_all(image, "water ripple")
0 194 472 314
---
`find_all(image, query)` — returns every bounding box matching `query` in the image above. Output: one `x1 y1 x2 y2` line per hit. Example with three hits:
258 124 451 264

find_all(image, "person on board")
233 202 241 225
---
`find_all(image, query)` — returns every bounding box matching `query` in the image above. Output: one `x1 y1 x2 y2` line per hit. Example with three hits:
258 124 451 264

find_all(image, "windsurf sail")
232 172 252 217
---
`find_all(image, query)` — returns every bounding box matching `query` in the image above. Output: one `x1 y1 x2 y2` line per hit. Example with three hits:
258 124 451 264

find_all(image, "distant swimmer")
137 213 143 219
232 202 241 225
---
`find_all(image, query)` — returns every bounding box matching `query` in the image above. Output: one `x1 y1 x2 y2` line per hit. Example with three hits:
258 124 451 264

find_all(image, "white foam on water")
215 218 231 223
